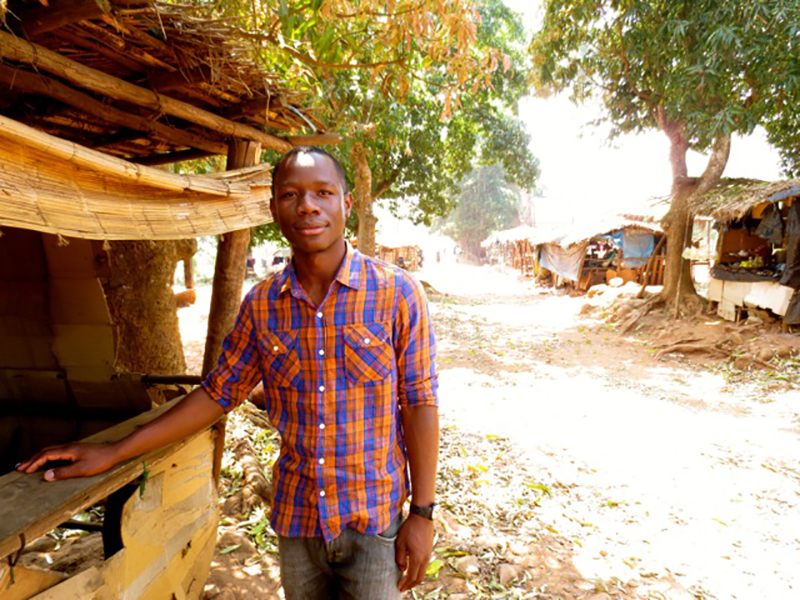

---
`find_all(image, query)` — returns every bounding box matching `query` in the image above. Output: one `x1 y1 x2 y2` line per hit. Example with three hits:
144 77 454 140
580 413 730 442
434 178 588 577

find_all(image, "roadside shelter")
533 217 665 291
693 179 800 325
0 1 334 597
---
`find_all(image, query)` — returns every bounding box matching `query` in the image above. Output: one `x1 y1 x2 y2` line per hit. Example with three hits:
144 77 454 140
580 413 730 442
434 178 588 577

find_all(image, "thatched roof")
0 115 274 240
693 178 800 222
0 0 330 162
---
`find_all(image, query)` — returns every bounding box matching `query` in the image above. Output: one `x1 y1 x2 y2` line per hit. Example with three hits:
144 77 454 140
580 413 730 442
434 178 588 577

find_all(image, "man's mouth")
296 223 327 236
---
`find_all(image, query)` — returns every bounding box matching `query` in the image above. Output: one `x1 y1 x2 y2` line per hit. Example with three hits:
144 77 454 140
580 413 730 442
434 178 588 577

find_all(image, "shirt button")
319 490 326 497
316 312 323 318
363 338 370 345
319 423 326 430
319 349 325 356
273 345 279 352
319 385 325 392
319 458 325 465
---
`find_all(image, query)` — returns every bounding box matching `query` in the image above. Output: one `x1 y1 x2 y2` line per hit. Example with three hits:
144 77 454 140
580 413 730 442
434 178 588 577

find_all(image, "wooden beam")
52 28 143 74
14 0 112 38
147 65 214 93
0 32 293 152
130 149 215 166
0 65 227 155
285 133 342 146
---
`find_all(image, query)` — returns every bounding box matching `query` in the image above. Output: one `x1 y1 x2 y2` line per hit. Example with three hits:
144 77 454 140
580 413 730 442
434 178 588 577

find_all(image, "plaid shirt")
202 244 438 541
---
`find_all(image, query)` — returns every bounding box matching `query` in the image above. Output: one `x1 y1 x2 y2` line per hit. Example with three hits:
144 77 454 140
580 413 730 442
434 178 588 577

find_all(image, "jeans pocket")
375 513 403 544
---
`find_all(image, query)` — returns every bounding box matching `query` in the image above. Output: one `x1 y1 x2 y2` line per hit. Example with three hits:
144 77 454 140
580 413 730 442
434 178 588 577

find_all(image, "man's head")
271 146 348 200
270 146 352 258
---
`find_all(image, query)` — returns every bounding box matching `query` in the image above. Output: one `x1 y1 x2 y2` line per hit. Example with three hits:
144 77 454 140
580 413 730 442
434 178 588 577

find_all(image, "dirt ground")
179 260 800 600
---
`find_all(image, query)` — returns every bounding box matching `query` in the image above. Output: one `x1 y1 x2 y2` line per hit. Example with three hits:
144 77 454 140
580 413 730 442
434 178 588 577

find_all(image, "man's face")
270 152 352 256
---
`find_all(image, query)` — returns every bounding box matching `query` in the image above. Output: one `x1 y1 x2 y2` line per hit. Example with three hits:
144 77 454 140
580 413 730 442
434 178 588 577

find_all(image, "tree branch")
614 16 652 104
373 170 401 199
238 29 407 70
694 135 731 197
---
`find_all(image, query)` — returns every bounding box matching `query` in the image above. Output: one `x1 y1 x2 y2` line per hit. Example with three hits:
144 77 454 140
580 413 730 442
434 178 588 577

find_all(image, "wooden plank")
0 32 292 152
0 563 67 600
49 278 112 326
0 396 212 561
51 324 116 368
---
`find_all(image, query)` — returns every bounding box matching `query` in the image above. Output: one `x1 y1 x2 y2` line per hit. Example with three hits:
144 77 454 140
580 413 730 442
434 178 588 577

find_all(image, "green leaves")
531 0 800 155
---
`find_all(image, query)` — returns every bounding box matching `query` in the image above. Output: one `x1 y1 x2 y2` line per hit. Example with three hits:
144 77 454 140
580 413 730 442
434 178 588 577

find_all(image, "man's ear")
269 197 277 222
343 191 353 218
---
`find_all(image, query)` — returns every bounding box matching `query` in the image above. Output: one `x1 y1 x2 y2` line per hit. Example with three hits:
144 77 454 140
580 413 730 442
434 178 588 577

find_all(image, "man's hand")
395 513 435 592
17 442 120 481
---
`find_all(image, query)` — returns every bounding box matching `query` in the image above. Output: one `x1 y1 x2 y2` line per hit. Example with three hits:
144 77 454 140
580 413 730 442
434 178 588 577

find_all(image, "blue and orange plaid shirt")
202 243 438 541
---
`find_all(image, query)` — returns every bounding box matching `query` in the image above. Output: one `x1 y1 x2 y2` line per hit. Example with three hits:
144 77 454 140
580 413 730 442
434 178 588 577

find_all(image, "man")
18 146 440 598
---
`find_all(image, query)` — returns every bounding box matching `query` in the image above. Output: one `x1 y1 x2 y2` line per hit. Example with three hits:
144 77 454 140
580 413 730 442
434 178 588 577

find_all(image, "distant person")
18 147 440 599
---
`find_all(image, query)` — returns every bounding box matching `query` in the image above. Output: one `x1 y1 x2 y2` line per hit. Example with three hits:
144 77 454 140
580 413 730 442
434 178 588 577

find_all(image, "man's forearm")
113 387 225 463
400 405 439 505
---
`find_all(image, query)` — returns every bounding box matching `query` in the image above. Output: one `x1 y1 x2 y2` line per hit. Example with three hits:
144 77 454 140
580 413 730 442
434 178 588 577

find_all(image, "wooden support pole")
203 140 261 483
0 65 227 155
0 31 293 152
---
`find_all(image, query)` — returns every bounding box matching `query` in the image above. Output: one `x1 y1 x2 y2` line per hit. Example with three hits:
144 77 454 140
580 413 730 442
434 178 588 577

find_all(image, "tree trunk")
352 143 377 257
660 122 731 312
201 140 260 377
104 239 194 374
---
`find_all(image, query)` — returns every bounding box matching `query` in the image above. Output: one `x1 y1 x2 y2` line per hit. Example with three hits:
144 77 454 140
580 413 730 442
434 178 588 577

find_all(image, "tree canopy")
439 164 521 257
531 0 800 152
530 0 800 304
250 0 539 255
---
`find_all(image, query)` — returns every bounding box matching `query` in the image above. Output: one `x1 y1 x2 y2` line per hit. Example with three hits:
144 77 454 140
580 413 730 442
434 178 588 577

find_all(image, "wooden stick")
0 31 293 152
284 133 342 146
0 65 227 155
131 149 215 166
636 235 667 299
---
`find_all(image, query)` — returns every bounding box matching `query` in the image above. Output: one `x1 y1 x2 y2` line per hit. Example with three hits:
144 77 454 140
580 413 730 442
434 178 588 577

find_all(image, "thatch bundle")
693 178 800 222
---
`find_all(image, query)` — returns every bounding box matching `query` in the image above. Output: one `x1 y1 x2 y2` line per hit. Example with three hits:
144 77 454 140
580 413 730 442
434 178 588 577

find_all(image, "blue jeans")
278 515 403 600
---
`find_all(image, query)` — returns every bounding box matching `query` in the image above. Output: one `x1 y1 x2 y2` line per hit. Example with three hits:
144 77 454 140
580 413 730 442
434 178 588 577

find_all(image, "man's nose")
296 191 320 213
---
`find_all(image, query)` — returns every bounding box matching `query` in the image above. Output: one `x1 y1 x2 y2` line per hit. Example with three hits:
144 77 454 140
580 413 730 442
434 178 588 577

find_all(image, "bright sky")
503 0 784 221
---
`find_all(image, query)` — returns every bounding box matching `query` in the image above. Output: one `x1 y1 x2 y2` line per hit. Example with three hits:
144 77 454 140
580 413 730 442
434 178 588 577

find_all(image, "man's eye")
319 189 333 196
280 191 296 199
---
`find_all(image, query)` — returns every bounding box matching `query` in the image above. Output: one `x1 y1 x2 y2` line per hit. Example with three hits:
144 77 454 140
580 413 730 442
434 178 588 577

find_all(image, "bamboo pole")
0 31 293 152
0 65 227 155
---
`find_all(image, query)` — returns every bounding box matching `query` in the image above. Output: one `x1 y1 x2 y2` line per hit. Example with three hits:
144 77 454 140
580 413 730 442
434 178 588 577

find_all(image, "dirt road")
185 262 799 599
423 262 800 600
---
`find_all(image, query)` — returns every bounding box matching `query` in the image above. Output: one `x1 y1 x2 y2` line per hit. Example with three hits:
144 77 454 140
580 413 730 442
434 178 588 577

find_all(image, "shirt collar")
277 241 362 296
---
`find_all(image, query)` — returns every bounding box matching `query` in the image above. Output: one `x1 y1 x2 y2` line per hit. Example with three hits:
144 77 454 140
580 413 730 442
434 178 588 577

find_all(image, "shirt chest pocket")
343 322 393 385
259 330 301 388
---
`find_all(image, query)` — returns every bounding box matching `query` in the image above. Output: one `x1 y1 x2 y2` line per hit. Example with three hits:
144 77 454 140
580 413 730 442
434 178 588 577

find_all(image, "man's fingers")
44 462 83 482
399 554 423 592
20 448 78 474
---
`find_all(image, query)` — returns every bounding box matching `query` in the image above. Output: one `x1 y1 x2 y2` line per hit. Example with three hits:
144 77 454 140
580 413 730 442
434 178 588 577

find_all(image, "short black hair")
271 146 349 200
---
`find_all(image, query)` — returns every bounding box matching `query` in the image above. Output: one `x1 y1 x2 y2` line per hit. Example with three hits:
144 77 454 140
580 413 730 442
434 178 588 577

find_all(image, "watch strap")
409 502 436 520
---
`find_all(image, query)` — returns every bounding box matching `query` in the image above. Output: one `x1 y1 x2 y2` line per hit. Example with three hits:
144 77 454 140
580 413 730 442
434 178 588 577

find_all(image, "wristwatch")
409 502 437 520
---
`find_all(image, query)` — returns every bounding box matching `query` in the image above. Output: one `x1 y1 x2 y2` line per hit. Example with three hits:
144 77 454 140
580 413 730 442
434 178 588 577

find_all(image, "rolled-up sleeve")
394 274 438 407
201 288 262 413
